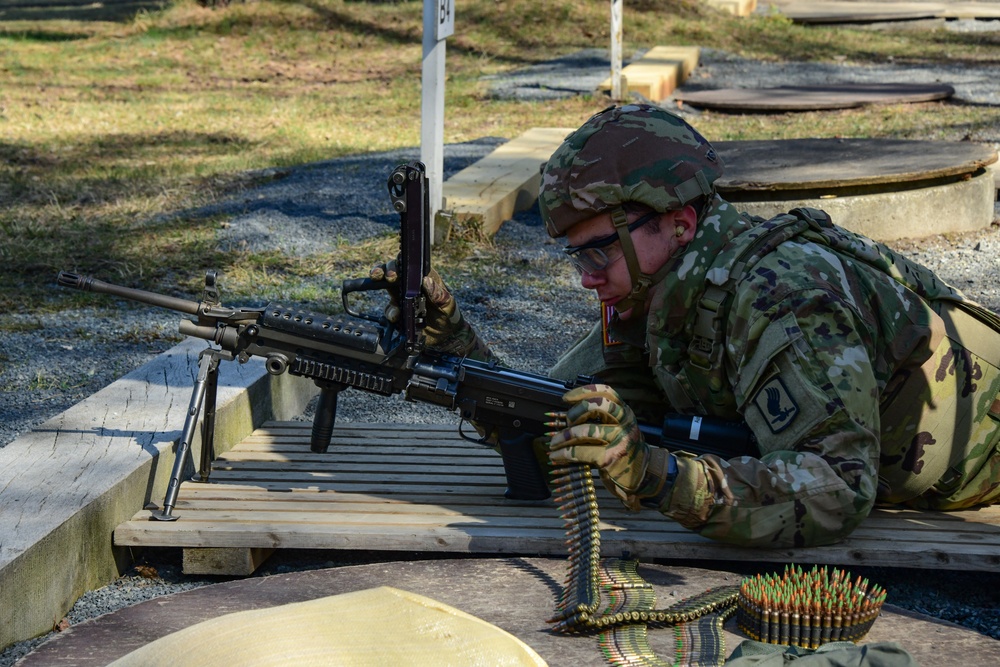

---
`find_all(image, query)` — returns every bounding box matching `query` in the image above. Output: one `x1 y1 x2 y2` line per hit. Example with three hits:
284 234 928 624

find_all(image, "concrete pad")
729 169 997 241
17 558 1000 666
0 338 317 651
715 137 998 240
442 127 574 239
598 46 701 101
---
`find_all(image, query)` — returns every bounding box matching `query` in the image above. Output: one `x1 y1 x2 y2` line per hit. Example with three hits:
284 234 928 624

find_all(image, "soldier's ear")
671 205 699 244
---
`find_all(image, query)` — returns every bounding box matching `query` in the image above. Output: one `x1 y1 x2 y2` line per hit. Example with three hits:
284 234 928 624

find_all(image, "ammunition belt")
549 464 739 667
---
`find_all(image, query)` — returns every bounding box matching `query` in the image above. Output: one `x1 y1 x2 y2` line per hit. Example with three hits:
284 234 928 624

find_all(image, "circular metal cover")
715 138 998 192
676 83 955 112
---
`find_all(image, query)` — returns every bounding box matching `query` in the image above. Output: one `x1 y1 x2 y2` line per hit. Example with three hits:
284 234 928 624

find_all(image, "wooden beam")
182 547 276 576
597 46 700 101
705 0 759 17
441 127 573 239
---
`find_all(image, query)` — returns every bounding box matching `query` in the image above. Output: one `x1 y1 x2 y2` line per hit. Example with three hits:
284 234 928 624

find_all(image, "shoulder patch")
752 375 799 433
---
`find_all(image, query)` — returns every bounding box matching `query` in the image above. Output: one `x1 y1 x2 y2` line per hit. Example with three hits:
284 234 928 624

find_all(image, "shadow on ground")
0 0 168 23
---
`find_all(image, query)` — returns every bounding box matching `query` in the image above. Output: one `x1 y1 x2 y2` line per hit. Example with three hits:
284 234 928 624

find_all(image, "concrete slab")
17 558 1000 666
0 338 317 651
730 170 997 241
715 137 998 240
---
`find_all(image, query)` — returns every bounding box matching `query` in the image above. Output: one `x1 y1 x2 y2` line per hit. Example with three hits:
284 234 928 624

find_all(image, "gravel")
4 35 1000 665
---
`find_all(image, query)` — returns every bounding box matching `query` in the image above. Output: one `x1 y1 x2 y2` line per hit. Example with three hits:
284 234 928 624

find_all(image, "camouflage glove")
369 260 494 361
547 384 672 511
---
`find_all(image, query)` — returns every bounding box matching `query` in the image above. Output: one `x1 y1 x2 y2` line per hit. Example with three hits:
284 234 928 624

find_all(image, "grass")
1 0 998 317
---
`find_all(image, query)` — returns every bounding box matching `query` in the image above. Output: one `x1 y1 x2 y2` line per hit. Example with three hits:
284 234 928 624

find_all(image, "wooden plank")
441 127 574 239
115 518 1000 571
210 460 502 474
115 421 1000 573
123 508 1000 555
167 491 1000 533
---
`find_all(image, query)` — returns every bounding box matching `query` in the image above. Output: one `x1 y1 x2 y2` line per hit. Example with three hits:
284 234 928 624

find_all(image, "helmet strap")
609 207 674 315
674 169 715 208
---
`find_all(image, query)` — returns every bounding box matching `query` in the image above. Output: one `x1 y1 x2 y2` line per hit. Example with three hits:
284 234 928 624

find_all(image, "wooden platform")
115 422 1000 575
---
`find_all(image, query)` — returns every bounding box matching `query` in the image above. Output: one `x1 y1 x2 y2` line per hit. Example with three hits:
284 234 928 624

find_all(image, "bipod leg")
194 349 220 483
310 382 344 453
152 349 221 521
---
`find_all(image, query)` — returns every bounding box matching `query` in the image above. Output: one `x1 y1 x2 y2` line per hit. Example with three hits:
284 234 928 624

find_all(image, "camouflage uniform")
543 105 1000 548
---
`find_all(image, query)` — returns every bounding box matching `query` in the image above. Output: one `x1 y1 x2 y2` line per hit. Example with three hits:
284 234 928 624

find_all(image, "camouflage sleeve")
660 288 881 548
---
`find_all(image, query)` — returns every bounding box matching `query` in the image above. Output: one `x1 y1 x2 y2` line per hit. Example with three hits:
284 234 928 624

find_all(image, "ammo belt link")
548 464 739 666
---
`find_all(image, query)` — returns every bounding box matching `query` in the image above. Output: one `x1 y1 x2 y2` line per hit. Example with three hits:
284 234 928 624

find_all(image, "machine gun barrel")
57 272 203 317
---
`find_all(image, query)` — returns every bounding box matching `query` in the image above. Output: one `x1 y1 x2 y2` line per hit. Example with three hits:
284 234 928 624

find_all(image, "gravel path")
4 38 1000 664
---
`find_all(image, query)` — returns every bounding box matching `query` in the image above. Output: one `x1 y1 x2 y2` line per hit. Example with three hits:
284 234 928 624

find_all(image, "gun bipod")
151 347 228 522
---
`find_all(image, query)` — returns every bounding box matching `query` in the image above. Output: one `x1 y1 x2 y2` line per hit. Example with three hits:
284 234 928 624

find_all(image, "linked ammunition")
736 565 886 649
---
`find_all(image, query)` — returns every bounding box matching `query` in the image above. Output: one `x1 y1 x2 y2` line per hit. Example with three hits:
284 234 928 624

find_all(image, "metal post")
610 0 624 101
421 0 454 244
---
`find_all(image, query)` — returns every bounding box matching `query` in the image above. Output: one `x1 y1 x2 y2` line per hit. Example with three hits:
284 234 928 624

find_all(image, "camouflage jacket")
603 197 1000 547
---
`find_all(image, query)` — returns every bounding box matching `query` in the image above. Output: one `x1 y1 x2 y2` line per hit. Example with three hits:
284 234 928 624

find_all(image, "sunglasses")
561 211 659 274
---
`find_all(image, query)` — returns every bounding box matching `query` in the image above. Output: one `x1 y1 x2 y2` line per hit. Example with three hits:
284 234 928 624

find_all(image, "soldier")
382 104 1000 548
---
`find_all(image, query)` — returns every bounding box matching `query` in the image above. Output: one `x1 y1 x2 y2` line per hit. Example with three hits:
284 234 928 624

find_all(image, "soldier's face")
564 209 679 321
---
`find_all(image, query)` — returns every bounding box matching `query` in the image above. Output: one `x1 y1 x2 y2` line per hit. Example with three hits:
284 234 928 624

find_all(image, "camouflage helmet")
539 104 724 237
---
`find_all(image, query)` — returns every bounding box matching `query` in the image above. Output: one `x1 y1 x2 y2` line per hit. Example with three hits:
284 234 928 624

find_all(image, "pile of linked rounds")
737 565 887 648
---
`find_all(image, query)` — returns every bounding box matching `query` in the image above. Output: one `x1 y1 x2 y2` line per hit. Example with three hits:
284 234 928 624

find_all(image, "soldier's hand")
547 384 650 510
369 258 402 323
368 260 490 358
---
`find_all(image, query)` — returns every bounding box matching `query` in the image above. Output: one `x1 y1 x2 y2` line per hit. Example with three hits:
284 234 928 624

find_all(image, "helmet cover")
539 104 724 237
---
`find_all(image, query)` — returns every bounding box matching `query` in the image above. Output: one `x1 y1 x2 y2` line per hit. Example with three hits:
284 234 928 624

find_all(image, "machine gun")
58 162 756 520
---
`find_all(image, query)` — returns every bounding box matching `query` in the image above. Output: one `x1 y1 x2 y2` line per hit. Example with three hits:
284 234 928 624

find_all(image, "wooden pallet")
115 422 1000 575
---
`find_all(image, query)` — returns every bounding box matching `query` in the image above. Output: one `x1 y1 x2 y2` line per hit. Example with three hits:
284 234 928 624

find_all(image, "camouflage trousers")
879 301 1000 510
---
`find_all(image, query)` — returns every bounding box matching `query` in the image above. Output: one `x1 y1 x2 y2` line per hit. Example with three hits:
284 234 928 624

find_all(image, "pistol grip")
341 276 392 318
497 430 551 501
